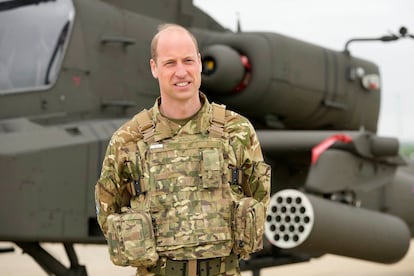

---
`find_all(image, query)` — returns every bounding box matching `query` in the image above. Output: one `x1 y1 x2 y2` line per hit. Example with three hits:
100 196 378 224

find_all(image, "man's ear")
150 59 158 79
198 53 202 73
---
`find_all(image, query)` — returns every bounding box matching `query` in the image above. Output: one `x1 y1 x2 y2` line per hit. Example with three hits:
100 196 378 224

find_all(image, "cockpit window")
0 0 75 94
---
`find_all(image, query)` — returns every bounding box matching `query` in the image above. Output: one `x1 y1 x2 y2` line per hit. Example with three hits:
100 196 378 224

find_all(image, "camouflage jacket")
95 93 270 237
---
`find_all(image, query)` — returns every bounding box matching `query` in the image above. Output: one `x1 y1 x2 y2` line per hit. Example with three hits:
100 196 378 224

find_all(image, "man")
95 24 271 276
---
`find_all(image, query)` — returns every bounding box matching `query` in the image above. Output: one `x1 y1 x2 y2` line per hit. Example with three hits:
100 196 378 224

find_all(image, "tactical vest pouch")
106 209 158 267
233 197 265 258
201 148 222 189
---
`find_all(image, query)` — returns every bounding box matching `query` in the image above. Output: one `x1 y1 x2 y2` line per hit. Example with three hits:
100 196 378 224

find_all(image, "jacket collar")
150 92 212 142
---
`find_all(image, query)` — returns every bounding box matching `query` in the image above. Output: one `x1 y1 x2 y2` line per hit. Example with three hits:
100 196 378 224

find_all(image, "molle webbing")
147 138 233 258
133 104 246 196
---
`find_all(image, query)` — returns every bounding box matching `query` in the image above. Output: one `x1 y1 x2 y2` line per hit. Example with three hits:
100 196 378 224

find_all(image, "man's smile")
175 81 191 87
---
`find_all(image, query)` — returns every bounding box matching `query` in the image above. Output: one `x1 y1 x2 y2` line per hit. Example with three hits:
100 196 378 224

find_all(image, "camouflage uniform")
95 93 270 276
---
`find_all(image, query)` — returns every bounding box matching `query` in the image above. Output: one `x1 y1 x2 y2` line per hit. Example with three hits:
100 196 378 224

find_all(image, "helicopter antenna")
343 26 413 56
236 12 242 33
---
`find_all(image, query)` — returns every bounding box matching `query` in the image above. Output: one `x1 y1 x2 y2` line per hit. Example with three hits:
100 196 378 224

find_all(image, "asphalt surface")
0 241 413 276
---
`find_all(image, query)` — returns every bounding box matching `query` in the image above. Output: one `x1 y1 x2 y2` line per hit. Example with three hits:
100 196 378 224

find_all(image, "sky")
194 0 414 141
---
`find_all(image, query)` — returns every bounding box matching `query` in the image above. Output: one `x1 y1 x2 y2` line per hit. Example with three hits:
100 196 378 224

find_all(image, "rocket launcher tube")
265 189 411 264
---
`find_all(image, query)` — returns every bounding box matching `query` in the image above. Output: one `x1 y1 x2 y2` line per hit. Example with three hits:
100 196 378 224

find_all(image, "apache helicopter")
0 0 413 275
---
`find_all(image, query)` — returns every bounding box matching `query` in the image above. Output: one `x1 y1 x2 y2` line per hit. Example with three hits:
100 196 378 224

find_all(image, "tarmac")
0 241 413 276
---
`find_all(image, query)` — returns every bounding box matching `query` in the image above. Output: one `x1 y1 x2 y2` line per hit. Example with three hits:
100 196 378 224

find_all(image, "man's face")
150 28 202 103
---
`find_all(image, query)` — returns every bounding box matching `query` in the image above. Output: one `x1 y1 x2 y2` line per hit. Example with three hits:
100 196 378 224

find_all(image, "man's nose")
175 63 187 77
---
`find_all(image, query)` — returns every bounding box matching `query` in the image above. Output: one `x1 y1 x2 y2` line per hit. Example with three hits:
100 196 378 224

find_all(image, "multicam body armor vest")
132 104 235 260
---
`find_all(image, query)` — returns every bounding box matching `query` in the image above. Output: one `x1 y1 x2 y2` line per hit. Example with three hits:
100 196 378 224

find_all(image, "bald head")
151 24 199 62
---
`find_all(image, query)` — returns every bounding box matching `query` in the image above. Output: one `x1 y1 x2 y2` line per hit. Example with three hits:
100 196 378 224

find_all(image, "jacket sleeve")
227 112 271 208
95 136 131 238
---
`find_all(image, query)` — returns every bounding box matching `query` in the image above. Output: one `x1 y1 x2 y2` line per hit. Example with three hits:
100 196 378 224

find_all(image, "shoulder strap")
135 109 155 143
208 103 226 138
208 103 250 195
127 109 154 198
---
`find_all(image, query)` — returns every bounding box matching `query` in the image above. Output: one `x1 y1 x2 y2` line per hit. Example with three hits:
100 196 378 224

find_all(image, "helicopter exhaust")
199 31 381 131
265 189 411 264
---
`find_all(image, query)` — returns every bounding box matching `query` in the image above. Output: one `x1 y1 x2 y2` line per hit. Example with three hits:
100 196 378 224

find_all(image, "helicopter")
0 0 413 275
